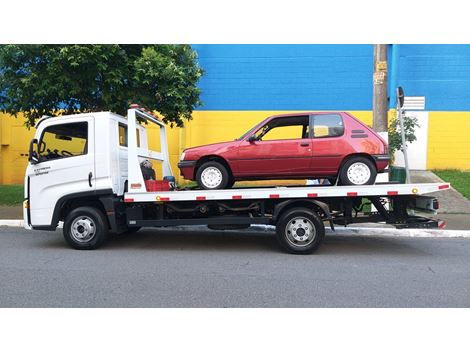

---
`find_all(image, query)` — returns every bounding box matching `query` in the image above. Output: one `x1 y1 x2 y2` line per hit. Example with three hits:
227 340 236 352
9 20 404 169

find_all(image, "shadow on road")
33 227 430 257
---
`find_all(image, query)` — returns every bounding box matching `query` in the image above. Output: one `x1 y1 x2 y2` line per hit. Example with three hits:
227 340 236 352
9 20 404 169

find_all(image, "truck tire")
125 226 141 234
196 161 230 190
63 206 109 250
276 207 325 254
339 157 377 185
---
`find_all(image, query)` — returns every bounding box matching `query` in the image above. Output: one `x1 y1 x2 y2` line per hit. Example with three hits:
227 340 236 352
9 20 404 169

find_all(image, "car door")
236 115 312 176
310 113 348 174
27 117 95 227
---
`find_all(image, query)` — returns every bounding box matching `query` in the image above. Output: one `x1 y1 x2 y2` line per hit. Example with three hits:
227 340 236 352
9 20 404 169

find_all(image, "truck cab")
24 111 152 229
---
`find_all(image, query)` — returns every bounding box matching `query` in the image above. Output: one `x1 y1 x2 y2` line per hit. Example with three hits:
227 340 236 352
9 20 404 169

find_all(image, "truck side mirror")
28 139 39 165
248 135 257 143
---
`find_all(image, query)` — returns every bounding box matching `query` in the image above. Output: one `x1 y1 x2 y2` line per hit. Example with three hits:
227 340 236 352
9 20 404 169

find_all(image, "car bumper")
177 160 197 180
372 154 391 172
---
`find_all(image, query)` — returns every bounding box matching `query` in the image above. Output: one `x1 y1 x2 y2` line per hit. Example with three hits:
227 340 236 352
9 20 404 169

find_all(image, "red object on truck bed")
144 180 170 192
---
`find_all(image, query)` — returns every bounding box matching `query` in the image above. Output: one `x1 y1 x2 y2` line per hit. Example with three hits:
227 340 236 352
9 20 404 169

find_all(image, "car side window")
255 116 309 141
312 114 344 138
38 122 88 162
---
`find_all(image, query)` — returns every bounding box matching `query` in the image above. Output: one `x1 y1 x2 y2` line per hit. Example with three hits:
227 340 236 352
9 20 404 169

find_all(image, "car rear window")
312 114 344 138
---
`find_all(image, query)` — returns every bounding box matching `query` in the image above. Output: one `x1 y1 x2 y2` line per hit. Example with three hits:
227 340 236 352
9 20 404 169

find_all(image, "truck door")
27 117 95 227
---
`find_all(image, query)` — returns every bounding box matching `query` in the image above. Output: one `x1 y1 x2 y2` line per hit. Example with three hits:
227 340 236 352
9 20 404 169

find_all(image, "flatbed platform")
125 182 450 203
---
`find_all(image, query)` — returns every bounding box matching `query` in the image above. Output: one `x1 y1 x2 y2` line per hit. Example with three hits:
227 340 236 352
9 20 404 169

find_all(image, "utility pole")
372 44 388 132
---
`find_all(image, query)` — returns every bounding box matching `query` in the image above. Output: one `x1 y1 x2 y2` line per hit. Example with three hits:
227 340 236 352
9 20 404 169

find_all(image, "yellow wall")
3 109 469 185
4 111 470 184
427 111 470 170
0 110 376 185
0 113 35 185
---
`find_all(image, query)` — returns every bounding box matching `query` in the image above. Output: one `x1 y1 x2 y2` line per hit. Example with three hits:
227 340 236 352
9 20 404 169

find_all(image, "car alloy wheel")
346 161 371 185
200 166 223 189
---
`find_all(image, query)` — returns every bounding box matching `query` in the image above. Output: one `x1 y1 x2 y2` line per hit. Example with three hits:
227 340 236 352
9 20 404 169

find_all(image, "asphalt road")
1 226 469 307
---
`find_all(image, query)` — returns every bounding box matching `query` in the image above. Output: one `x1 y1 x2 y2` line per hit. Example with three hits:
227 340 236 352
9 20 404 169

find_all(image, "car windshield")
237 127 256 141
237 121 263 140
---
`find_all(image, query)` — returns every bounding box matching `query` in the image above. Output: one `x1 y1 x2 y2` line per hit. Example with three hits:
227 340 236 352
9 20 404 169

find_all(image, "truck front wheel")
63 206 109 250
276 207 325 254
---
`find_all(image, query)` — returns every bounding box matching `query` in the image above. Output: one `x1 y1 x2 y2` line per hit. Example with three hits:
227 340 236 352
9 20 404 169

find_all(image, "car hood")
184 141 237 153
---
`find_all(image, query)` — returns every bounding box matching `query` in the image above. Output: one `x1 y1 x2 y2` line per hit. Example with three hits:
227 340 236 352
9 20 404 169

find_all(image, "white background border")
1 1 469 350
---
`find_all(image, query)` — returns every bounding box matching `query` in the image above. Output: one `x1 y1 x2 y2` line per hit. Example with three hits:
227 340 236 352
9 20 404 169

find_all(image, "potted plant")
388 110 419 183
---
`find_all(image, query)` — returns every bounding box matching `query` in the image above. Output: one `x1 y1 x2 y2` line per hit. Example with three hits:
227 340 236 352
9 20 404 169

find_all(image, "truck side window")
119 124 141 147
39 122 88 162
312 114 344 138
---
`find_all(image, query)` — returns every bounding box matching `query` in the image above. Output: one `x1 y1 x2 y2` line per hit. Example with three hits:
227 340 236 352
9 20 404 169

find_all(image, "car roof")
268 112 346 118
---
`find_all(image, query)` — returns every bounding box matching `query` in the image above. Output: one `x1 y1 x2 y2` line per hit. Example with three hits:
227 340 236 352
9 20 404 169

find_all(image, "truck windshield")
39 122 88 162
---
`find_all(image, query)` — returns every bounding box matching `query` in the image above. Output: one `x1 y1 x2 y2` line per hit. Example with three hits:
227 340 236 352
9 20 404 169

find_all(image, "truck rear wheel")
63 206 109 250
125 226 141 234
276 207 325 254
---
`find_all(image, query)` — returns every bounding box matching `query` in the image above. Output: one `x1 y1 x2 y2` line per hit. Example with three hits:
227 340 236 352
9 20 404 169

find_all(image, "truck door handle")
300 142 310 147
88 172 93 187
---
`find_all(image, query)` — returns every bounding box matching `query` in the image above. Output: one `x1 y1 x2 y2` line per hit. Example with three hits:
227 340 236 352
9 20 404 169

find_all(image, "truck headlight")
180 152 186 161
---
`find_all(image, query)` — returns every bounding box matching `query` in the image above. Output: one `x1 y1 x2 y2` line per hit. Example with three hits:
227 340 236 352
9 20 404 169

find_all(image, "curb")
1 220 470 238
247 224 470 238
0 220 24 227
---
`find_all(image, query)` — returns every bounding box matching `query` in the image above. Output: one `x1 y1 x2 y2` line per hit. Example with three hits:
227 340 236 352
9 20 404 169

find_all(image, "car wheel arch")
194 155 233 179
339 153 377 172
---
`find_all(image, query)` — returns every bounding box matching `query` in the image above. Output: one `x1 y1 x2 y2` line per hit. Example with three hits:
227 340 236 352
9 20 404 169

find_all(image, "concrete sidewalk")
410 170 470 214
0 205 22 220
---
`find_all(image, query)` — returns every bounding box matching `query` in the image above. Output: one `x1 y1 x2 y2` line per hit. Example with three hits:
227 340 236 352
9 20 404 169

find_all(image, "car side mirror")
248 135 257 143
28 139 39 165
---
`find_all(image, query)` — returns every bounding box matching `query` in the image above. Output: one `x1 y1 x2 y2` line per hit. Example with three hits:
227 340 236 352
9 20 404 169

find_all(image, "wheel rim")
200 166 223 188
285 217 316 247
346 162 371 185
70 216 96 243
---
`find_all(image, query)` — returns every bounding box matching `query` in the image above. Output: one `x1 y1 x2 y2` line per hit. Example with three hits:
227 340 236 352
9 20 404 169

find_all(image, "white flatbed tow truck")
24 106 450 254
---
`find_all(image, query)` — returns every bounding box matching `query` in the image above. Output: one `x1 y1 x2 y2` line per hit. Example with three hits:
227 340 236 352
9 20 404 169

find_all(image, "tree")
388 110 419 164
0 44 204 127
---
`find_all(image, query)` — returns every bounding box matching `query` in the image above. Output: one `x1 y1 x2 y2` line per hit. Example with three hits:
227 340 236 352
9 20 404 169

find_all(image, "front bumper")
177 160 197 180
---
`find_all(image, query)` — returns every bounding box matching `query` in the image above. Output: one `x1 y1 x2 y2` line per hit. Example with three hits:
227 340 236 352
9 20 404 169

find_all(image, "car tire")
339 157 377 186
226 177 236 189
63 206 109 250
276 207 325 254
196 161 230 190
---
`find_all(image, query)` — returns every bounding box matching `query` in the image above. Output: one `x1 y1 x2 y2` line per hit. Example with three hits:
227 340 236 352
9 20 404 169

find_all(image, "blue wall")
395 45 470 111
193 44 470 112
193 44 374 111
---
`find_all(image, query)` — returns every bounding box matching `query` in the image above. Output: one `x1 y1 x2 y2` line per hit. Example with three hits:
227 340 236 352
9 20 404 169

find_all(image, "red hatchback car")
178 112 389 189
